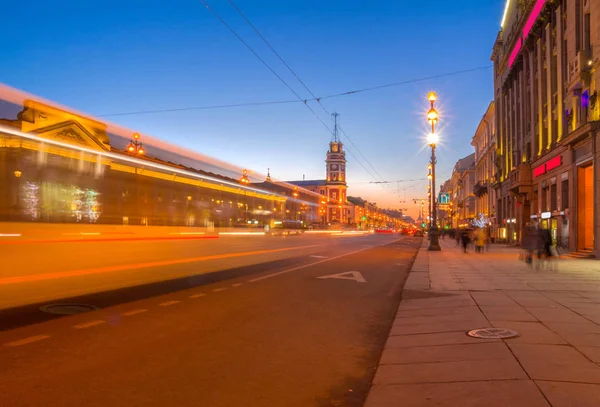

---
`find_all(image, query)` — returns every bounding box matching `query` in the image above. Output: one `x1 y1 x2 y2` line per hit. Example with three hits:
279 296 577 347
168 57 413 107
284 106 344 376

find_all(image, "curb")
402 239 430 291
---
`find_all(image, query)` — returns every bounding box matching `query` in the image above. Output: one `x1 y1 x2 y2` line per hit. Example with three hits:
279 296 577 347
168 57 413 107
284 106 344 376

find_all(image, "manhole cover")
40 303 100 315
467 328 519 339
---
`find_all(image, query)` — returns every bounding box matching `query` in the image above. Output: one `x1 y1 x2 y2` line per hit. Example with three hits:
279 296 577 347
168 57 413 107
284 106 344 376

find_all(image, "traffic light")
421 222 426 228
445 225 450 230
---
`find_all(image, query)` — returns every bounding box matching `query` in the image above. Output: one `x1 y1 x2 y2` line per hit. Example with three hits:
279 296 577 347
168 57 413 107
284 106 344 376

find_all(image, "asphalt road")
0 234 420 407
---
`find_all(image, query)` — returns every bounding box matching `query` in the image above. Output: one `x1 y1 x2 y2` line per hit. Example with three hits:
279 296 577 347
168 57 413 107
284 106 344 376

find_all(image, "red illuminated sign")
546 155 562 171
533 164 547 177
533 155 562 178
507 0 547 69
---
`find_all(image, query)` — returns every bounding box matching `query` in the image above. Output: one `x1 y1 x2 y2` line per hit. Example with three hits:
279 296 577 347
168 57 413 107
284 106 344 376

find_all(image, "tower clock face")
332 144 338 152
331 164 338 170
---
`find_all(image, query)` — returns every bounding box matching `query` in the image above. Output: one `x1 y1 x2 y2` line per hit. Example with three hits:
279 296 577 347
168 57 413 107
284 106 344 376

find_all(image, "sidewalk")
365 239 600 407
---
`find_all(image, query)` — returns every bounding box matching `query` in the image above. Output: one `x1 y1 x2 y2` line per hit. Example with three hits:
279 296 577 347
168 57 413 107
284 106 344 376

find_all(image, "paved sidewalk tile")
380 343 512 365
385 331 500 348
367 239 600 407
365 380 550 407
373 358 527 385
508 343 600 383
536 381 600 407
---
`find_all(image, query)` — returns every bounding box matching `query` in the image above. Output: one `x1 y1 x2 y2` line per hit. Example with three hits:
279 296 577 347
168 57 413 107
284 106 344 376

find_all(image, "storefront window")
550 183 557 211
561 178 569 209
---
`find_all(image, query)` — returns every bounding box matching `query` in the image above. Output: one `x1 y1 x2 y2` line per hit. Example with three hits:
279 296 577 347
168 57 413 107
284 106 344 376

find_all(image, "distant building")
287 116 354 225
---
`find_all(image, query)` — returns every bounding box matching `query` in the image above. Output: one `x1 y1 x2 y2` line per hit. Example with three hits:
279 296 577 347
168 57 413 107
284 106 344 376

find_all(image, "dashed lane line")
189 293 206 299
74 320 105 329
122 309 147 316
213 288 226 292
159 300 180 307
231 283 243 287
4 335 50 347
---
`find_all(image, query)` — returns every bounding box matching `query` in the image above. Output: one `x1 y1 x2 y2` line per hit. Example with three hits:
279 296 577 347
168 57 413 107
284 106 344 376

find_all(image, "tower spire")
332 112 340 142
266 168 271 182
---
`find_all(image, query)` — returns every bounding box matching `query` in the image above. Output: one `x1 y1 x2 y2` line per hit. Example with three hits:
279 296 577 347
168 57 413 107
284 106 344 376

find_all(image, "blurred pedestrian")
476 228 485 253
461 229 470 253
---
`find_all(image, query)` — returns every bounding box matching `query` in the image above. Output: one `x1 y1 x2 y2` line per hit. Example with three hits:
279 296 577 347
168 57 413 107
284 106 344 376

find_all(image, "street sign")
438 193 450 204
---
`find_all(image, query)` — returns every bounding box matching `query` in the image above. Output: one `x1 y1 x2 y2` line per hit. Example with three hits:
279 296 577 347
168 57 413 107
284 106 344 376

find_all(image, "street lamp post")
427 92 441 251
239 169 251 224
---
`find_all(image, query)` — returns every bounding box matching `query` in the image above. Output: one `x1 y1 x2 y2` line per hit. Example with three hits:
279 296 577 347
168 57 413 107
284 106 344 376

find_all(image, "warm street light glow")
427 132 439 145
137 147 145 155
427 108 438 123
239 169 251 184
428 92 437 102
128 145 135 152
133 132 140 140
13 170 22 178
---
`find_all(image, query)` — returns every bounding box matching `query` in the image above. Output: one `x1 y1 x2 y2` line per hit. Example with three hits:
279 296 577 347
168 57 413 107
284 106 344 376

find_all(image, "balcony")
473 181 488 197
568 50 591 89
509 163 532 195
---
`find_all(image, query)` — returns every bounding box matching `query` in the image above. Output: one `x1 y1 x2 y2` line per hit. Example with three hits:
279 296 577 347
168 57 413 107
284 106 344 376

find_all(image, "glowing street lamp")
126 132 145 156
426 92 441 251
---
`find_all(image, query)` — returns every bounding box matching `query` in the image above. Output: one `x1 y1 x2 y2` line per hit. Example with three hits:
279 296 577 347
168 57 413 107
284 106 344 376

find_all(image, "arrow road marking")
317 271 367 283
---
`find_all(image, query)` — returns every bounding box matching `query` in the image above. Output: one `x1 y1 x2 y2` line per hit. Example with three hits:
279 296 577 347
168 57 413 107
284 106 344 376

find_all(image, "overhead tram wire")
197 0 333 134
226 0 392 193
95 99 298 117
201 0 392 195
95 66 493 118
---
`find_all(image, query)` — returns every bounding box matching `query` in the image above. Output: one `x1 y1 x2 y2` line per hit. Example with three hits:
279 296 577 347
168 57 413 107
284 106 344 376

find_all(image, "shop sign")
534 155 562 178
541 212 551 219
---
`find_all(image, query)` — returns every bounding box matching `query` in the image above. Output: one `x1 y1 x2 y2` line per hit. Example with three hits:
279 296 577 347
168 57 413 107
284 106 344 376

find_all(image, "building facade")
492 0 600 253
441 154 476 230
471 102 498 237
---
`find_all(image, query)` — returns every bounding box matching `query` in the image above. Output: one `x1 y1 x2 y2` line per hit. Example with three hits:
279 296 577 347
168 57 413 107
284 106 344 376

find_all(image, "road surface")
0 233 420 407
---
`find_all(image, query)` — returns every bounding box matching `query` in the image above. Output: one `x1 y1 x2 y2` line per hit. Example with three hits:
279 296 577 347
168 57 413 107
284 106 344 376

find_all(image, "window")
541 186 548 211
332 192 337 199
561 178 569 209
550 183 557 211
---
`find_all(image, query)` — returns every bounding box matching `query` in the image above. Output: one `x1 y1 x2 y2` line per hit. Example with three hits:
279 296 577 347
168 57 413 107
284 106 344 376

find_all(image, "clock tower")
325 113 348 222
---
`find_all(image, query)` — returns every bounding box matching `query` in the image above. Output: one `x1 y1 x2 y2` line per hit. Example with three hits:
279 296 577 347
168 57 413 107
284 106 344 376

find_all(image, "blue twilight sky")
1 0 505 217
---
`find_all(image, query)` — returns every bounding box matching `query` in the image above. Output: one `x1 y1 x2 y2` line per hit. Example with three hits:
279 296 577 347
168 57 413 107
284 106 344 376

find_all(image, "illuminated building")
0 98 318 228
286 113 353 226
492 0 599 253
471 102 497 237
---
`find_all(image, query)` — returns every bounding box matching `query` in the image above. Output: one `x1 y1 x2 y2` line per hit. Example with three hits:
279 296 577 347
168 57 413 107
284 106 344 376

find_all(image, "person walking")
460 229 470 253
476 228 485 253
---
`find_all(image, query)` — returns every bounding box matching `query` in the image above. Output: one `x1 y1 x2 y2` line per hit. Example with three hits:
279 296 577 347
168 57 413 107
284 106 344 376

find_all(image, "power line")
318 65 492 101
226 0 392 193
201 0 391 194
95 65 493 117
198 0 333 134
95 99 298 117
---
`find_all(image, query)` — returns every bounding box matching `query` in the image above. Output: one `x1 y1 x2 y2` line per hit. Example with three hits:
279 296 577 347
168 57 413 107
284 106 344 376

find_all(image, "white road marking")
318 271 367 283
122 309 147 316
310 255 329 259
213 288 226 292
248 242 396 283
0 233 22 237
159 300 181 307
231 283 243 287
4 335 50 347
74 320 105 329
189 293 207 298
